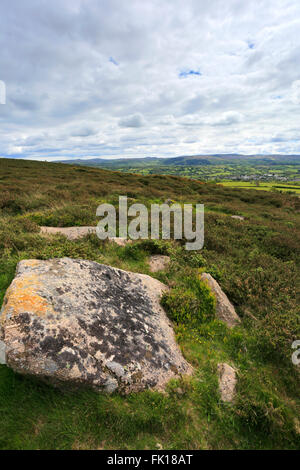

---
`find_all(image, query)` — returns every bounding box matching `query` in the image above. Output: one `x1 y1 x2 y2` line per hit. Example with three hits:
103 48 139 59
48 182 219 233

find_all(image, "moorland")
0 157 299 450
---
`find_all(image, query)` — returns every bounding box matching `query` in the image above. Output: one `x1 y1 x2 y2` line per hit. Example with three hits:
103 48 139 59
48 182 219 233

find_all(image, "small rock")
104 377 118 394
40 227 132 246
109 237 132 247
231 215 245 221
149 255 170 273
40 226 96 240
201 273 240 327
218 363 237 402
0 340 6 365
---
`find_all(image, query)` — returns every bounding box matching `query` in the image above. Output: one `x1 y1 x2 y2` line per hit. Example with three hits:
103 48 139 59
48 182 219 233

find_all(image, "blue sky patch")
179 70 202 78
109 57 119 66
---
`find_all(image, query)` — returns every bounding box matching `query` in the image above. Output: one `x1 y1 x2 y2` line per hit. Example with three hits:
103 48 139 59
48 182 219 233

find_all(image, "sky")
0 0 300 161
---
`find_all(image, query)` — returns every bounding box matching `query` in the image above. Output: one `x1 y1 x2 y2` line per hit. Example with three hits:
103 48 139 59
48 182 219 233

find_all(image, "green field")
218 181 300 194
0 158 299 450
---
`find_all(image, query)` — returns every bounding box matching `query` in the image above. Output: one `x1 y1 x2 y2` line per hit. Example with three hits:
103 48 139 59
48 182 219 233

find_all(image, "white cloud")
0 0 299 160
291 80 300 104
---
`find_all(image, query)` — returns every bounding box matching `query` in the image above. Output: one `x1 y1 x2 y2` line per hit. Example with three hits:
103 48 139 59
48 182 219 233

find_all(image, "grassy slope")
0 158 299 450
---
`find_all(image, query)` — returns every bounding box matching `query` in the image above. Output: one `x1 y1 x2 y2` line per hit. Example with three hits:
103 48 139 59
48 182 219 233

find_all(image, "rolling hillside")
0 158 299 450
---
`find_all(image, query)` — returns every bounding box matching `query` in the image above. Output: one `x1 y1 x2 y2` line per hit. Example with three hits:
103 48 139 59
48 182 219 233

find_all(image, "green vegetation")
0 157 299 450
61 155 300 192
218 180 300 194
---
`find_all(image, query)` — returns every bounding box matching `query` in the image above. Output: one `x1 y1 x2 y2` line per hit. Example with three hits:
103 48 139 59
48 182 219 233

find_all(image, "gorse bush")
161 274 216 325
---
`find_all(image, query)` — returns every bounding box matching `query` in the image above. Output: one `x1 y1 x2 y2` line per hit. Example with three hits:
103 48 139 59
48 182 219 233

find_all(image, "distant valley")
59 154 300 194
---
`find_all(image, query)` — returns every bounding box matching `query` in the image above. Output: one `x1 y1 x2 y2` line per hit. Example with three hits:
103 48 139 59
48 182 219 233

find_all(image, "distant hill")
59 154 300 168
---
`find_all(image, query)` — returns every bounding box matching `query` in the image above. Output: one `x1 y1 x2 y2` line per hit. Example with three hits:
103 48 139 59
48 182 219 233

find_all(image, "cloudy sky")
0 0 300 160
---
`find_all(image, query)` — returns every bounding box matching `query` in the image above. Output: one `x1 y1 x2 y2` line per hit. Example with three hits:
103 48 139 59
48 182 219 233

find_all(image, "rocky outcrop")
218 363 237 402
0 258 192 393
149 255 170 273
200 273 240 327
231 215 245 221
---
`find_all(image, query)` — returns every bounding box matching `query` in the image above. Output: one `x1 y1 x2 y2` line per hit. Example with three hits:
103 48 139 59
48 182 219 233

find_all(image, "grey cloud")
0 0 300 159
119 113 145 128
70 127 98 137
209 111 244 126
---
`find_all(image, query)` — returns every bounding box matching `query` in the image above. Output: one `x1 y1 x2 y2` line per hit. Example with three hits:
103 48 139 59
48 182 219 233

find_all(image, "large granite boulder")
201 273 241 328
0 258 192 393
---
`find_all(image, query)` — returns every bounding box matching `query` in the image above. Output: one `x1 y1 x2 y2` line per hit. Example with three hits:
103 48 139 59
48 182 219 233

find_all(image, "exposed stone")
109 237 132 247
231 215 245 221
106 361 125 378
149 255 171 273
40 226 96 240
40 227 132 246
104 377 119 394
218 363 237 402
0 340 6 365
201 273 240 327
0 258 192 392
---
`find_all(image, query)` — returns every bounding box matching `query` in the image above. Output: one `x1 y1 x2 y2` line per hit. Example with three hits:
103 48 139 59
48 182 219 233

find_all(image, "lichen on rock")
0 258 192 393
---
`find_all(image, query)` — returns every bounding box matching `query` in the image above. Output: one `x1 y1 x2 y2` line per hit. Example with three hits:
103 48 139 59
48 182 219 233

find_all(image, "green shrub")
119 244 146 262
161 274 216 325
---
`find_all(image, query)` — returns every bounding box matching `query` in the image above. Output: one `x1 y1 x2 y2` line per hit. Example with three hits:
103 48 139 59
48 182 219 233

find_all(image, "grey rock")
44 358 59 373
0 340 6 365
40 227 132 246
0 258 192 392
109 237 132 246
201 273 241 327
149 255 170 273
40 226 96 240
231 215 245 221
218 363 237 402
104 377 118 394
106 361 125 378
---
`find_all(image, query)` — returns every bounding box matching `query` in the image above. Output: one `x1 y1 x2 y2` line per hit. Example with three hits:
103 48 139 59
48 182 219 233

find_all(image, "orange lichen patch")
1 273 56 323
20 260 40 269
